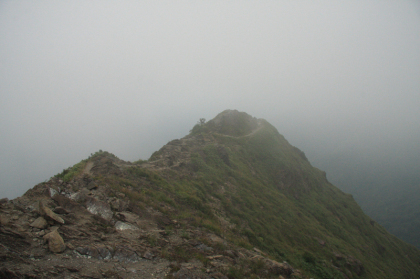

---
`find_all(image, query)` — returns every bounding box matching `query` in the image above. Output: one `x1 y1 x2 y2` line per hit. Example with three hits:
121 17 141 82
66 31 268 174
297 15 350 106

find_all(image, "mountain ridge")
1 110 420 279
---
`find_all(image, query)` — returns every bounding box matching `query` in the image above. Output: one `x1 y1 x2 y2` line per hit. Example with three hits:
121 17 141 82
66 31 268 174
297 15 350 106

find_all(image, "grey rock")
85 198 113 221
113 245 139 262
115 221 139 231
143 250 154 260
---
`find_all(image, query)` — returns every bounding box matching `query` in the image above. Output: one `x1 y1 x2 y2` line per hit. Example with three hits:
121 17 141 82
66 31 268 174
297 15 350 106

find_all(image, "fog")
1 0 420 203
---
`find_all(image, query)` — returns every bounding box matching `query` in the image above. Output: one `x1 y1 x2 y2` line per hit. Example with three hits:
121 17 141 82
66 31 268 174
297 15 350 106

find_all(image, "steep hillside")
1 110 420 279
317 155 420 249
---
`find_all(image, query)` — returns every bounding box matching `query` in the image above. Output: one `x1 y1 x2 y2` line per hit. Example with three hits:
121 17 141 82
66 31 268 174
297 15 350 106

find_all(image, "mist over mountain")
1 0 420 266
303 144 420 249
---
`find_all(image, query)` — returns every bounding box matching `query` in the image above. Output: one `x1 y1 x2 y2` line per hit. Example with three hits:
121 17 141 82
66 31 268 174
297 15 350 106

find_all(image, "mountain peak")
209 109 261 136
191 109 262 137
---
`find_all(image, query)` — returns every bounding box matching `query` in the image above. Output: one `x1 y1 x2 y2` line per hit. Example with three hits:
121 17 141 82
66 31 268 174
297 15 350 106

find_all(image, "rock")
116 211 139 224
49 187 58 197
70 189 89 203
113 245 139 262
38 201 65 225
30 217 48 229
266 260 293 276
109 198 129 212
86 181 98 190
53 193 87 215
0 214 10 226
0 227 26 239
97 245 113 259
209 234 224 244
43 229 66 253
0 267 20 278
115 221 139 231
34 230 46 237
291 269 303 278
196 243 213 252
85 198 113 221
103 270 122 278
76 245 113 260
77 246 100 259
253 247 264 254
80 268 102 279
53 206 69 215
0 198 9 205
143 250 154 260
224 250 236 258
67 266 79 272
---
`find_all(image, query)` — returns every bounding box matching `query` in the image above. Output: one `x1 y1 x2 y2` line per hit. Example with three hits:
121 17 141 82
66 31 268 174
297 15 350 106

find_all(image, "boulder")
115 221 139 231
38 201 65 225
43 229 66 253
30 217 48 229
85 198 113 221
113 245 139 262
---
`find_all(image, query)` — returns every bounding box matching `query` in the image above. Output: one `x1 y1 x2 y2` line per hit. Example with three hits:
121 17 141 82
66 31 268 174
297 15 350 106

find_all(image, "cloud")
0 0 419 199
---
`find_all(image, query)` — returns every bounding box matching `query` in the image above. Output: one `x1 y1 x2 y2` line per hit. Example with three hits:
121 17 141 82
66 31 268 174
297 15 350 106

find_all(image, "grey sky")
1 1 419 199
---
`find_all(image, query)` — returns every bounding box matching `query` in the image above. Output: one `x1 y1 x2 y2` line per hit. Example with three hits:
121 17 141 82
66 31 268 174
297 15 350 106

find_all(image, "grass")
59 115 420 279
55 160 87 182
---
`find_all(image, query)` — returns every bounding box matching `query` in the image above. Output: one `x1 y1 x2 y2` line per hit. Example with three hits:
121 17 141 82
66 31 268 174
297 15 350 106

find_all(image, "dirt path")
83 161 94 175
212 123 264 139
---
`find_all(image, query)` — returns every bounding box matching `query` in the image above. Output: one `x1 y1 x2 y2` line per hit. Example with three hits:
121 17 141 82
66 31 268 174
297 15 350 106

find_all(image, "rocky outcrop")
0 175 308 278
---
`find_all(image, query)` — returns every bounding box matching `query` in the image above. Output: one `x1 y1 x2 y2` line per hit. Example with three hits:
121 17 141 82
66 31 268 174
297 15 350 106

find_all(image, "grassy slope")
58 118 420 278
191 121 420 278
318 152 420 249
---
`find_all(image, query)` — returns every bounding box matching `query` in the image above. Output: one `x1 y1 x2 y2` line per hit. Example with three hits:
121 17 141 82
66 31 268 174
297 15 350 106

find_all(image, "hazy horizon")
1 1 419 201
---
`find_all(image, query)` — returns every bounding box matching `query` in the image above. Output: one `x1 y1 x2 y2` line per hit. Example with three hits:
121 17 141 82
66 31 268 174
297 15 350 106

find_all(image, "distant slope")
312 150 420 249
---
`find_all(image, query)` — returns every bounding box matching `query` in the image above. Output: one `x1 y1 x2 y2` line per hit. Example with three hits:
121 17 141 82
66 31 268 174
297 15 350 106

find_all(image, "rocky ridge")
0 158 299 279
2 110 420 279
